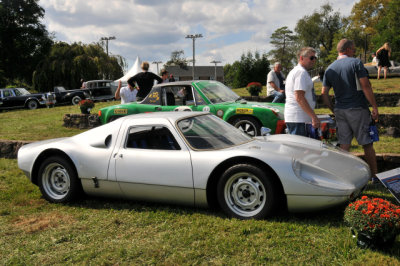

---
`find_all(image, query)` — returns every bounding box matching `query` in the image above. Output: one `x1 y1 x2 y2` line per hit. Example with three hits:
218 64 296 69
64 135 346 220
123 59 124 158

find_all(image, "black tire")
72 95 82 105
26 100 39 110
38 156 82 203
232 117 261 137
217 164 277 219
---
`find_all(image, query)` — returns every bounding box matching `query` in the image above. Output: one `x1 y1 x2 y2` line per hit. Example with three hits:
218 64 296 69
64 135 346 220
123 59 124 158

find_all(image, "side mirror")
261 127 271 136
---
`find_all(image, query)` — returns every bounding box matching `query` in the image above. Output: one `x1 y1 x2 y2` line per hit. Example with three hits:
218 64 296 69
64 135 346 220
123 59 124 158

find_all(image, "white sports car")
18 112 370 219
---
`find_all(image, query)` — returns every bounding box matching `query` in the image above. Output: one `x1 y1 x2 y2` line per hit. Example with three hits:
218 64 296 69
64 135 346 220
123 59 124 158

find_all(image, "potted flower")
344 196 400 249
78 99 95 114
246 82 262 96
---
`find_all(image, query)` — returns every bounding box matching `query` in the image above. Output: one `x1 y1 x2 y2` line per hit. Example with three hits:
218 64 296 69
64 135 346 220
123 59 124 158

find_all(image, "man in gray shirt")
322 38 379 179
266 62 285 103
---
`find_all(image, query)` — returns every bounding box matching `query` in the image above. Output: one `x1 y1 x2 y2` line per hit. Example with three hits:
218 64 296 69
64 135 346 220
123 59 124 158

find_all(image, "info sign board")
376 167 400 204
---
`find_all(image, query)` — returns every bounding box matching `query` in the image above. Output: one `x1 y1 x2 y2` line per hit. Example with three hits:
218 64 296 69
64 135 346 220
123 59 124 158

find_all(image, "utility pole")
185 34 203 80
210 60 221 80
152 61 162 74
100 36 116 56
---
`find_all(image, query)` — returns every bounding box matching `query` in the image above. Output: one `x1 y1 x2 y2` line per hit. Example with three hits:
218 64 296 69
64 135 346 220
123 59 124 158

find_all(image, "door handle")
155 107 162 111
119 154 123 158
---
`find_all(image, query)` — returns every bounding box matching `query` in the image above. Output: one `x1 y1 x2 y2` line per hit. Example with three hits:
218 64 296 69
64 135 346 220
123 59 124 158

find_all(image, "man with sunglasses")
322 38 379 180
284 47 320 136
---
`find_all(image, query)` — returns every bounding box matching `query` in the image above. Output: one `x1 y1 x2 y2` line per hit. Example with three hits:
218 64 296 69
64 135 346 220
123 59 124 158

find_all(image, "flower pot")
354 230 397 249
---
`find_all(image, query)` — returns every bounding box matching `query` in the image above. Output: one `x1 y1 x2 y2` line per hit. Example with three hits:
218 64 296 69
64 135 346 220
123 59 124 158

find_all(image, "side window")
14 89 21 96
3 90 12 97
126 126 180 150
193 88 206 105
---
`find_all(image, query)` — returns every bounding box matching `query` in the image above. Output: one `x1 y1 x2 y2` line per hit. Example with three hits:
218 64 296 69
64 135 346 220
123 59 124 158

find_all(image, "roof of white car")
119 111 209 122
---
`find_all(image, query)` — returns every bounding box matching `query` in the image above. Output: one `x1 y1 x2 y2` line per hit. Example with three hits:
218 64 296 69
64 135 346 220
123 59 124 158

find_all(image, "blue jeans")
271 90 285 103
286 122 307 137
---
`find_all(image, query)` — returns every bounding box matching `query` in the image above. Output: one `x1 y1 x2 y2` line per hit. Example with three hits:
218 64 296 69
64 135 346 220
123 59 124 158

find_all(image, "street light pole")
210 60 221 80
152 61 162 74
186 34 203 80
100 36 116 56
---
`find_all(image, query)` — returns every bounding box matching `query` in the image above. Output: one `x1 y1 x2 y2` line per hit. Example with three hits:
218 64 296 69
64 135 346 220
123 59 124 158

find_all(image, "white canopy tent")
114 56 142 83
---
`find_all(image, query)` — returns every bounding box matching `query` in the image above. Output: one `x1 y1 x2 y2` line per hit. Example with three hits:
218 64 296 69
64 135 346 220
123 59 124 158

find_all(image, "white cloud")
39 0 357 71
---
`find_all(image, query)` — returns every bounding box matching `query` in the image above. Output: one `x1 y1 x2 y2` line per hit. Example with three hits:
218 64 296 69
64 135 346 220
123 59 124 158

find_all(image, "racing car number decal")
114 109 128 114
236 108 253 114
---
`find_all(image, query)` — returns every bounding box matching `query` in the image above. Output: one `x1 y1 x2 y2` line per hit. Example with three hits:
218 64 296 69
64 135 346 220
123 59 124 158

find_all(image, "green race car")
98 80 285 136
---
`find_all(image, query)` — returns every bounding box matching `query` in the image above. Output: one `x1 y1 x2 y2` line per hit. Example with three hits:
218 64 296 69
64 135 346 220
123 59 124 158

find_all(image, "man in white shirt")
266 62 285 103
284 47 320 136
114 80 137 104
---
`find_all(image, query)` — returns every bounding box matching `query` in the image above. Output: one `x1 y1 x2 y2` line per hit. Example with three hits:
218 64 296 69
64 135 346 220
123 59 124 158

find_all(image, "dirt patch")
12 211 76 233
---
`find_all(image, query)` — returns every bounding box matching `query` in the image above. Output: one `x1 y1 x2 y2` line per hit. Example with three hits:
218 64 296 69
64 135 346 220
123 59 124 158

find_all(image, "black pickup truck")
52 86 91 105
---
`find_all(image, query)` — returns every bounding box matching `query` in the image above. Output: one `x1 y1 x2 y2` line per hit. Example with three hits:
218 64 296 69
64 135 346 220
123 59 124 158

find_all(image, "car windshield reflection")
196 81 240 103
177 114 252 150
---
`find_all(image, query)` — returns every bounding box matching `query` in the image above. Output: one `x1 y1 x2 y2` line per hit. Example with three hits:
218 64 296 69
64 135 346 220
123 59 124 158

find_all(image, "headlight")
292 159 354 191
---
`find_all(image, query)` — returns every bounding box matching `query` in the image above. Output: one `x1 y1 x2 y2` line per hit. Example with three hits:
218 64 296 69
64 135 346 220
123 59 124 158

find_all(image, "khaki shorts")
334 108 372 146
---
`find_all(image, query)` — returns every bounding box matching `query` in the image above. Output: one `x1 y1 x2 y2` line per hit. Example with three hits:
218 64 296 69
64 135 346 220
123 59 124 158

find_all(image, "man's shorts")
334 108 372 146
286 122 307 137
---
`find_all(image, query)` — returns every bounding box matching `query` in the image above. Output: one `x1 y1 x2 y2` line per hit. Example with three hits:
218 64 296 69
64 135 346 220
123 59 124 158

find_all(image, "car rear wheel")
26 100 39 110
232 117 261 137
72 95 82 105
217 164 276 219
38 156 82 203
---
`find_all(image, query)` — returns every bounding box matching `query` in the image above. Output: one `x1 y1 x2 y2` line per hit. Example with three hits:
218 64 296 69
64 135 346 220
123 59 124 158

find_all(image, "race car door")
114 123 194 205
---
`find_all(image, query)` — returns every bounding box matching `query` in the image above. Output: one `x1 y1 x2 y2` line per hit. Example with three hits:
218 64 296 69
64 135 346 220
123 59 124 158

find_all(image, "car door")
113 122 194 205
1 89 22 108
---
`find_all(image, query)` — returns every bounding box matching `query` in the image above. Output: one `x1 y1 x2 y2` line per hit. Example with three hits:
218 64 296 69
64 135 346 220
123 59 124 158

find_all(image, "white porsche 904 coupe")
18 112 370 219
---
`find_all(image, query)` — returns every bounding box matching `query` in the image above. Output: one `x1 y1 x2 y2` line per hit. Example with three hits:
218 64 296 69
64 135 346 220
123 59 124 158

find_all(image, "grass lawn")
0 158 399 264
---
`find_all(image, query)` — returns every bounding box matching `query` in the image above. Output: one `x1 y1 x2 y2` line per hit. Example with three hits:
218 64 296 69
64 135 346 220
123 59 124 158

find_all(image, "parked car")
52 86 91 105
0 87 55 110
18 112 370 219
85 80 115 101
364 61 400 78
98 80 285 136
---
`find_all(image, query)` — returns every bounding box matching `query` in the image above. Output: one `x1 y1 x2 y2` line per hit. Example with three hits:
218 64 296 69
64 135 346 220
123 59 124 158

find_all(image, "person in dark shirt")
128 61 163 101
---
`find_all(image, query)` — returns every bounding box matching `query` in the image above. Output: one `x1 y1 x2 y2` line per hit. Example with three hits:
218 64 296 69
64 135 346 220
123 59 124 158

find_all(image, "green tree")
165 50 188 68
373 0 400 61
0 0 52 87
224 51 269 89
268 26 298 73
295 4 343 65
32 42 125 92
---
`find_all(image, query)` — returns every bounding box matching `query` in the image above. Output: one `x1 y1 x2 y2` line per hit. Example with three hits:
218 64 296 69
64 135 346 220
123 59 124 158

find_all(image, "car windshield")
177 114 252 150
15 88 30 96
195 81 240 103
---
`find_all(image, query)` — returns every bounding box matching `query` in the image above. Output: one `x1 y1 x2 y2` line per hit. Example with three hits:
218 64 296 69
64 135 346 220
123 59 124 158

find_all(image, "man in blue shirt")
322 38 379 179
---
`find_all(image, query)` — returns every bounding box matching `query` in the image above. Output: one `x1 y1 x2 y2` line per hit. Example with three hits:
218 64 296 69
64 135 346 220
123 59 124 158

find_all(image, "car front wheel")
38 156 82 203
72 95 82 105
232 117 261 137
26 100 39 110
217 164 277 219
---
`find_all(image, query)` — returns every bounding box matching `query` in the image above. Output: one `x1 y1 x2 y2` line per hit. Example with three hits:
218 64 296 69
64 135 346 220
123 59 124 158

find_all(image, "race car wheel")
26 100 39 110
72 95 82 105
232 117 261 137
217 164 276 219
38 156 82 203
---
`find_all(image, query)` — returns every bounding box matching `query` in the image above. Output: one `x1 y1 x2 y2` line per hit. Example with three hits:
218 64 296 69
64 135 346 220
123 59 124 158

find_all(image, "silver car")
18 112 370 219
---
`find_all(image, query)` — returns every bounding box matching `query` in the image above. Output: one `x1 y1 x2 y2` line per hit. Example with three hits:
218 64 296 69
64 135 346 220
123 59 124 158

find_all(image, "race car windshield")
196 81 241 104
177 114 252 150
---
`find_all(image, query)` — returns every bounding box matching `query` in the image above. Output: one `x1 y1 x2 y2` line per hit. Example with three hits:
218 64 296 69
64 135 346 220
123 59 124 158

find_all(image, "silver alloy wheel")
72 96 82 105
224 172 266 218
41 162 71 200
27 100 38 110
235 120 257 137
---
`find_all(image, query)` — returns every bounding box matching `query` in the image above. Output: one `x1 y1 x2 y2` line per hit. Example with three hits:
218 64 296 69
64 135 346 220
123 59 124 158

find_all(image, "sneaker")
371 177 380 184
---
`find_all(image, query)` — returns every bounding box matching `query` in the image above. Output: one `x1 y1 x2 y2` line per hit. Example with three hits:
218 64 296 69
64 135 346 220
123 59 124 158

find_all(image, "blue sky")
39 0 357 74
